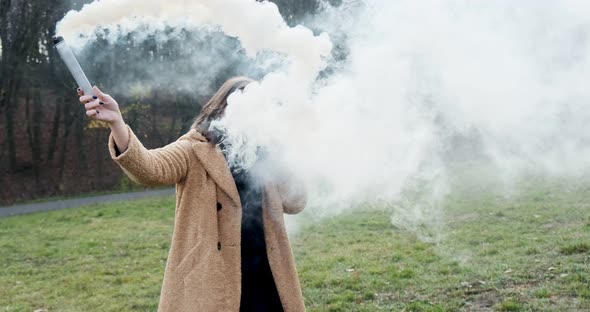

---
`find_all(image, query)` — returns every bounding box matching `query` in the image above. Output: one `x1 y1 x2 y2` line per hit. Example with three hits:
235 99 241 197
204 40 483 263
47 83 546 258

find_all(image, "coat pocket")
182 245 229 311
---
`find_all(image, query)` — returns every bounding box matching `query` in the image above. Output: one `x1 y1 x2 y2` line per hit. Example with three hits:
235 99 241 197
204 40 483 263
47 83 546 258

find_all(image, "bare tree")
0 0 325 204
0 0 47 170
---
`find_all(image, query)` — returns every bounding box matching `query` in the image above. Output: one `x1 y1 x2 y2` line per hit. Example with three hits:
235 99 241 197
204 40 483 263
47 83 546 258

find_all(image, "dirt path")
0 188 175 218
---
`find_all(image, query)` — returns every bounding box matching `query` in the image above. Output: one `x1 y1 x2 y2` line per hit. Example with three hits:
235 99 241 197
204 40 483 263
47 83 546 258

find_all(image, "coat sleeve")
108 125 193 187
276 170 308 215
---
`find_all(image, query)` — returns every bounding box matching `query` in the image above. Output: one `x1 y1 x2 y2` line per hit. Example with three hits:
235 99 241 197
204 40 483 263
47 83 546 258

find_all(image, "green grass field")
1 176 589 311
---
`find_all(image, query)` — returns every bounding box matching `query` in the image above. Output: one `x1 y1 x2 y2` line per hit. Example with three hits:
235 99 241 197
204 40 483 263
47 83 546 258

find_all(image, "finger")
79 95 95 104
93 86 108 100
85 100 101 111
77 87 84 96
86 109 99 117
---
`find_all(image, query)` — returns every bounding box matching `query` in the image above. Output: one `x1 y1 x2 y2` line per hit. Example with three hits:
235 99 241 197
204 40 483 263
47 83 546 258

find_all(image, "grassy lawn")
1 177 589 311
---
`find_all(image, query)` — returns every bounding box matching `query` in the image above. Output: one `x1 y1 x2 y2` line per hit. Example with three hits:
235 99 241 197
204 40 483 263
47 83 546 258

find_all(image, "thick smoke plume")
58 0 590 241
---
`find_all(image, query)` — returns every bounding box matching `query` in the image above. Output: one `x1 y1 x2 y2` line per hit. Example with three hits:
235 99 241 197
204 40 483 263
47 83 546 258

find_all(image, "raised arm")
108 126 192 186
79 86 192 186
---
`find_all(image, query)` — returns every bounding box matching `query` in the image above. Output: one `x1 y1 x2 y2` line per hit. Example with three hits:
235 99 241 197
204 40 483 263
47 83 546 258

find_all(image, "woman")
78 77 307 312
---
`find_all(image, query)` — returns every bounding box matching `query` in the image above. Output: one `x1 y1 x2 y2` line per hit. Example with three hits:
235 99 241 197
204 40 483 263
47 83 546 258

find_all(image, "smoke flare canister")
53 36 95 96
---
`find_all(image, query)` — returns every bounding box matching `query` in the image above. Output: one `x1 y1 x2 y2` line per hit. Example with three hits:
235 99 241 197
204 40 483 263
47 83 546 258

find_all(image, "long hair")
192 76 254 143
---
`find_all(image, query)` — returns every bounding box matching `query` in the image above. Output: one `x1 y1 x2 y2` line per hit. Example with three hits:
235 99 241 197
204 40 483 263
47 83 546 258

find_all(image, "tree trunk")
46 93 62 163
3 89 17 170
167 96 179 143
95 128 104 189
58 106 73 189
25 87 43 192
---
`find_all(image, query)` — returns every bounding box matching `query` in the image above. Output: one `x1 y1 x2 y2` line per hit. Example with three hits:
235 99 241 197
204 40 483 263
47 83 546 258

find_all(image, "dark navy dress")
231 168 283 312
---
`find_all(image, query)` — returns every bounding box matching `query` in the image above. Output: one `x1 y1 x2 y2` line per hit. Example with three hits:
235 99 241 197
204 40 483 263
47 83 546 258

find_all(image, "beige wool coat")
108 126 307 312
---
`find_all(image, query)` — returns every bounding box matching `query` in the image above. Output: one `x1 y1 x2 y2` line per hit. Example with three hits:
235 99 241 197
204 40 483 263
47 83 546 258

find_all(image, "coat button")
217 242 222 251
217 203 222 211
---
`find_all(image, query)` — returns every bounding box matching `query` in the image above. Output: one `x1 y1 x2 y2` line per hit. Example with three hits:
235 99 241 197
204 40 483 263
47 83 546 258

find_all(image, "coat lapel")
186 131 241 207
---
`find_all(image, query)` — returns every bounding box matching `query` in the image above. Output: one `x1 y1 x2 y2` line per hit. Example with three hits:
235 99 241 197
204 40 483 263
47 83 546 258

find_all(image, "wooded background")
0 0 338 205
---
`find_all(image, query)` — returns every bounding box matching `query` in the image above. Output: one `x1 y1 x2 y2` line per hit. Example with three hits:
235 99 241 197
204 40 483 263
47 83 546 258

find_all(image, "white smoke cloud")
57 0 331 70
223 0 590 239
57 0 590 240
